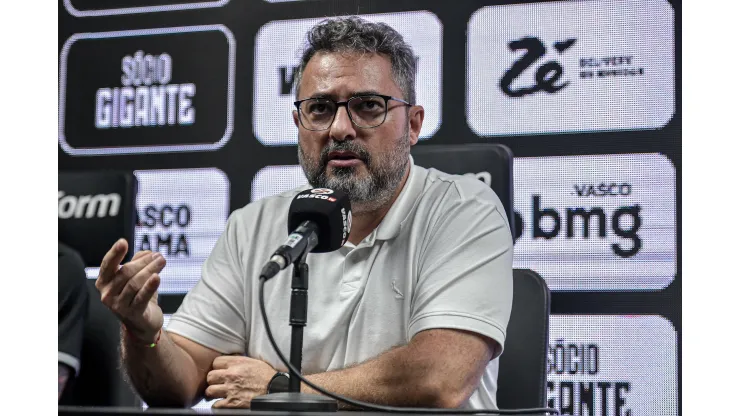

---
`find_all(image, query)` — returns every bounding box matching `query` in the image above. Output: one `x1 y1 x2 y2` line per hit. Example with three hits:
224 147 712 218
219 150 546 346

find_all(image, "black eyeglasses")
294 94 411 131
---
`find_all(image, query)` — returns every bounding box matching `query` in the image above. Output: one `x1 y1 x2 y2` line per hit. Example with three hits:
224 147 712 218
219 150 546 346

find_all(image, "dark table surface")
58 406 561 416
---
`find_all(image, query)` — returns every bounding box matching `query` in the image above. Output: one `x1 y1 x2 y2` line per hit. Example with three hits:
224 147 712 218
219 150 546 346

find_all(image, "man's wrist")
122 323 162 347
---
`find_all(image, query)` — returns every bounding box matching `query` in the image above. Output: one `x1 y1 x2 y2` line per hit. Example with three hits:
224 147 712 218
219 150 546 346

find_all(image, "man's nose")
329 105 357 142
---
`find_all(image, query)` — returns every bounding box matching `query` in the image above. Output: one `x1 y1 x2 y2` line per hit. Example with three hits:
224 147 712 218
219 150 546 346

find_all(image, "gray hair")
294 16 417 105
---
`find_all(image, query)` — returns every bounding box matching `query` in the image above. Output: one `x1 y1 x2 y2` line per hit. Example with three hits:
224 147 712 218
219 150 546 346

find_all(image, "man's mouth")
327 151 364 168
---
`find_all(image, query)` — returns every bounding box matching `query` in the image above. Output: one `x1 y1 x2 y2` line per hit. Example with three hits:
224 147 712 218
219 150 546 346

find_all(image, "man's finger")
206 369 228 386
118 254 166 309
212 397 248 409
131 250 152 261
212 355 246 370
212 399 229 409
97 239 128 283
103 252 159 301
204 384 228 400
129 274 161 315
117 251 159 280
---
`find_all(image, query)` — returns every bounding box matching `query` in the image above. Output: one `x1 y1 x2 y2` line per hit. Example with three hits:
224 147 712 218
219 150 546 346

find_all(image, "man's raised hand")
95 238 166 343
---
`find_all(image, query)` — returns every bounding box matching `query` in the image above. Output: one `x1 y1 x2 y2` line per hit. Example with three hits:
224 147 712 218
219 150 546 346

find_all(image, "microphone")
259 188 352 280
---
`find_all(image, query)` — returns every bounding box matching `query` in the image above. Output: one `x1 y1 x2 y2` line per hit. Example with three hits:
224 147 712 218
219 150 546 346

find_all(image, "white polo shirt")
167 158 513 409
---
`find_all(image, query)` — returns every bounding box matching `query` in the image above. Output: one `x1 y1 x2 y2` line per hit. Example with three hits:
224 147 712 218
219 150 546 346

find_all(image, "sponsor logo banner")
64 0 229 17
60 25 235 156
513 153 676 291
253 11 442 146
134 168 229 293
250 153 676 292
548 315 678 416
467 0 675 136
88 169 229 294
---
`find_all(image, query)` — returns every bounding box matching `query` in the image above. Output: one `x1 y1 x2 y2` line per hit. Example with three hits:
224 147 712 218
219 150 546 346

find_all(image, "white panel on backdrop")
87 169 230 294
253 12 442 146
250 154 676 292
63 0 230 17
467 0 675 136
513 153 676 291
135 169 229 293
547 315 677 416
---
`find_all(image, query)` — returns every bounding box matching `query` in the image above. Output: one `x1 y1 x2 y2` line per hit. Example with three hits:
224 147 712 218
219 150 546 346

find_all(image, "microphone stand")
250 251 338 412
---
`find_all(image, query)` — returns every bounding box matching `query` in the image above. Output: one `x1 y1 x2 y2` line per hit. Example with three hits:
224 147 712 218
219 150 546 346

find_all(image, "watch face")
269 373 291 393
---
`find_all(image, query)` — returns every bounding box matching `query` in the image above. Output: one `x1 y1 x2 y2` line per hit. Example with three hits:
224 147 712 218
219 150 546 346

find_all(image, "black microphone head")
288 188 352 253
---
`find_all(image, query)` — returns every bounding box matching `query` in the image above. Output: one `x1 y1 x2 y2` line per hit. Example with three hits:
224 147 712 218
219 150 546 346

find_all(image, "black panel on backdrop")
60 27 233 155
58 171 137 267
67 0 219 11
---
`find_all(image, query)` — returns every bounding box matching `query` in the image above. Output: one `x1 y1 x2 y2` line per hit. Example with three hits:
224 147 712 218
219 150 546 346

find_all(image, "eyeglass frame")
293 94 412 131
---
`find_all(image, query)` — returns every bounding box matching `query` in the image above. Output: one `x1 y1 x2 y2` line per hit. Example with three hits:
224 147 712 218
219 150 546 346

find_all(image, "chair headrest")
58 171 138 267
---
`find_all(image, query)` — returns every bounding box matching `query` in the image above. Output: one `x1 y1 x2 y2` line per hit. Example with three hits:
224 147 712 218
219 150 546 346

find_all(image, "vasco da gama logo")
59 25 235 156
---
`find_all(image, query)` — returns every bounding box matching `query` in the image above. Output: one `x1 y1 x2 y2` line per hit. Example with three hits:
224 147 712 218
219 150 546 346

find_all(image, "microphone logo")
341 207 351 243
311 188 334 195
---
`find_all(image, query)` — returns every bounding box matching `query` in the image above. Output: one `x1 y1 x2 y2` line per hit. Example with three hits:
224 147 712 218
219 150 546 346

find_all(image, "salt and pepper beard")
298 127 410 215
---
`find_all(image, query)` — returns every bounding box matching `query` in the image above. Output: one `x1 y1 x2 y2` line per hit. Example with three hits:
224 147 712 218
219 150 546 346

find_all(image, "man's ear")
293 110 300 128
408 105 425 146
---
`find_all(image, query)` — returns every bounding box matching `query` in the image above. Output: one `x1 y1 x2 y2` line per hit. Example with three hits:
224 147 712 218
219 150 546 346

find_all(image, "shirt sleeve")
166 212 247 354
409 193 513 359
58 243 89 376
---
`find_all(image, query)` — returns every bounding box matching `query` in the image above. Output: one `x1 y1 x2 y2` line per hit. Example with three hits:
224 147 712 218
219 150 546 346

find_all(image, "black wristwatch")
267 371 290 394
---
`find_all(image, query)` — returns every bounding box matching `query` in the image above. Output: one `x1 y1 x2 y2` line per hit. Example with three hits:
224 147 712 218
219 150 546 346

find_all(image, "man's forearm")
300 344 452 409
121 330 204 407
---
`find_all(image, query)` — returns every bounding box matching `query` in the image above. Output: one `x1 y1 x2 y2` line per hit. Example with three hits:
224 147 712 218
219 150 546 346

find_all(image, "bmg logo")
521 195 641 258
464 170 645 259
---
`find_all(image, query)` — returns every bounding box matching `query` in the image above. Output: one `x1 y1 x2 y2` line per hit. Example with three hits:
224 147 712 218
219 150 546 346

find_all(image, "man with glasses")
94 16 513 410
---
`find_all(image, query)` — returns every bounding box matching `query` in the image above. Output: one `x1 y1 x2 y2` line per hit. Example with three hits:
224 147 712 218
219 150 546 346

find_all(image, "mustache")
319 141 370 167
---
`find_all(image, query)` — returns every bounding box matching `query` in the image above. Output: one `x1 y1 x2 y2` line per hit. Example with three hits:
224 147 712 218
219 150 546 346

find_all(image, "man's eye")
309 104 329 113
363 101 378 109
357 100 384 111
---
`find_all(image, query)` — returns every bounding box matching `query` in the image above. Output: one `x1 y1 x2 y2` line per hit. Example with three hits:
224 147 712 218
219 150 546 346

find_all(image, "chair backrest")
411 144 515 239
497 268 551 409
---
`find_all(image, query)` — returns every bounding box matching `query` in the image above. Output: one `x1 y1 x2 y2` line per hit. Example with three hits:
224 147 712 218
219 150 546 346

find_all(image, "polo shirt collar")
373 155 425 242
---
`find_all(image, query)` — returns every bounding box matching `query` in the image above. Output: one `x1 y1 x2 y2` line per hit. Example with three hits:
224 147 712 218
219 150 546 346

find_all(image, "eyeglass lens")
299 95 387 130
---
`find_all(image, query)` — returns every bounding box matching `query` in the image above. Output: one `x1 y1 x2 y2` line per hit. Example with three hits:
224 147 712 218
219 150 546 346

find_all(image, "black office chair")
58 171 141 407
496 268 551 410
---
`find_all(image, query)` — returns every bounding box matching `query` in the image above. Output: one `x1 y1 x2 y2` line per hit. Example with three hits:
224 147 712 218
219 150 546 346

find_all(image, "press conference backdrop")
59 0 681 415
